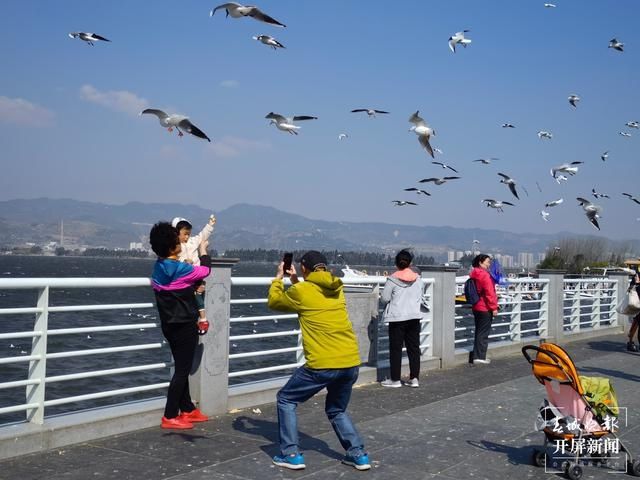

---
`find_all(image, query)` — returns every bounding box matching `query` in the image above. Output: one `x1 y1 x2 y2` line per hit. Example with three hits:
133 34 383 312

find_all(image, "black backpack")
464 278 480 306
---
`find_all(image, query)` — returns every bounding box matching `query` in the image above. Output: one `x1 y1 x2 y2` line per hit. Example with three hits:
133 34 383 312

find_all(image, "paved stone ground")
2 335 640 480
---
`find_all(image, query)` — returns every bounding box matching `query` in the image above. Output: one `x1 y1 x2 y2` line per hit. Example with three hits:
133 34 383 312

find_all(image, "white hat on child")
171 217 188 228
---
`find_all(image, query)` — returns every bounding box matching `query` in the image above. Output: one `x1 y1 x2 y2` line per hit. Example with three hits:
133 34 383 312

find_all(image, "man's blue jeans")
276 365 366 458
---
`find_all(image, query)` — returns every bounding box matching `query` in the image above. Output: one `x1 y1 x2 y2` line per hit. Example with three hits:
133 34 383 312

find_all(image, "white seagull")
619 132 632 137
448 30 472 53
577 198 602 230
408 110 436 158
498 172 520 199
592 188 610 199
337 133 348 140
473 158 499 165
392 200 417 206
483 199 514 213
433 147 444 155
568 94 580 108
538 130 553 140
252 35 285 49
404 188 431 196
68 32 111 45
554 174 569 184
419 176 460 185
501 123 516 128
626 121 640 129
265 112 317 134
540 210 550 222
550 161 583 179
609 38 624 52
601 151 609 162
545 198 564 208
432 161 458 173
210 2 286 27
140 109 211 142
623 193 640 205
544 3 557 7
351 108 389 117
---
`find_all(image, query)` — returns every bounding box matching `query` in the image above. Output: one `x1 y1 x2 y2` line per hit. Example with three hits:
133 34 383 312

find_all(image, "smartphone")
282 253 293 276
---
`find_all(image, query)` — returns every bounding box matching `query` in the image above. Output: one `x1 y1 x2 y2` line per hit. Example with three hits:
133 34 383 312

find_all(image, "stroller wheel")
565 462 583 480
628 459 640 476
532 449 546 467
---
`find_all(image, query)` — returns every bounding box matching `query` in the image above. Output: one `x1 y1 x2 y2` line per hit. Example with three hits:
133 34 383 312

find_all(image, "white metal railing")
562 278 618 334
454 278 550 349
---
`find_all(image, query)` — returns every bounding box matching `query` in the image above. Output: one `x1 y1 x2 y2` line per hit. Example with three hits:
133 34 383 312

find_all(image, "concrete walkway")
2 335 640 479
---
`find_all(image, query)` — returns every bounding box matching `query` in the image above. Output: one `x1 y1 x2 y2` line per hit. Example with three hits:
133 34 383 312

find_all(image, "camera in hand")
282 252 293 276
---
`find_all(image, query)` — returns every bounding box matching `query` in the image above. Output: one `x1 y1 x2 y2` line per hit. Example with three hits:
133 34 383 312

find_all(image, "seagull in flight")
473 158 499 165
391 200 417 206
140 109 211 142
554 174 569 184
351 108 389 117
419 176 460 185
592 188 610 199
404 188 431 196
498 172 520 199
408 111 436 158
210 3 286 27
338 133 348 140
577 198 602 230
265 112 317 134
501 123 516 128
545 198 564 208
538 130 553 140
609 38 624 52
627 121 640 129
482 199 514 212
433 147 443 155
68 32 111 45
252 35 285 49
448 30 472 53
623 193 640 205
544 3 557 7
551 161 583 179
432 161 458 173
601 151 609 162
540 210 550 222
568 94 580 108
619 132 632 137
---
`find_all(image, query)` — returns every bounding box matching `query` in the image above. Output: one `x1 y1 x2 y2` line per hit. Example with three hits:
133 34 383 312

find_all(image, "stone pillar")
419 265 458 368
536 269 567 343
190 258 239 415
608 271 631 333
345 286 379 366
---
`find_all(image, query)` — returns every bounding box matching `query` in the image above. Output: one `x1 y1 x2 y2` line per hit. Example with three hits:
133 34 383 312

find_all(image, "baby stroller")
522 343 640 479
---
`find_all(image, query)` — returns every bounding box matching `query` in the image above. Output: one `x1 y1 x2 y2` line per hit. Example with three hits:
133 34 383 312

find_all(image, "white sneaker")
473 358 491 365
380 379 402 388
403 378 419 388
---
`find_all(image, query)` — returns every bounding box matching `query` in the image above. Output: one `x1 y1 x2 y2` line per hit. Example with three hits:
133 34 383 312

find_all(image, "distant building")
129 242 144 251
494 253 514 268
447 251 456 262
455 251 464 260
517 252 535 268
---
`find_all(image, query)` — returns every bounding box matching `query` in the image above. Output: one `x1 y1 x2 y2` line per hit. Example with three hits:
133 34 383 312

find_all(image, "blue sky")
1 1 639 240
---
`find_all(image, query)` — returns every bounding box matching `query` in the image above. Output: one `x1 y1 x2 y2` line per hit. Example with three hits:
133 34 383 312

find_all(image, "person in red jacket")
469 254 499 364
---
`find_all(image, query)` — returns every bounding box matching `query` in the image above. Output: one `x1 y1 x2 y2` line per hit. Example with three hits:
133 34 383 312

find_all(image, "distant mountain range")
0 198 636 258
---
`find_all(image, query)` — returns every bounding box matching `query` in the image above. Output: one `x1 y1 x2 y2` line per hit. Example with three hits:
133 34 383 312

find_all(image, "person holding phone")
267 250 370 471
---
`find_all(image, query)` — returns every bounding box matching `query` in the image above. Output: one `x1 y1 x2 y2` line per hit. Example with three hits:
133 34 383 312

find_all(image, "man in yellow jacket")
268 250 370 471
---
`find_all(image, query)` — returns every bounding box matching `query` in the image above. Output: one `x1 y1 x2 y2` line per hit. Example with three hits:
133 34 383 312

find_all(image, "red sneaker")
180 408 209 423
161 416 194 429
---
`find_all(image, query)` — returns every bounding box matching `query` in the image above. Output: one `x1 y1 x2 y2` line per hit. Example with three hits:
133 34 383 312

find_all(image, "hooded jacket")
380 268 425 322
267 271 361 369
469 267 498 312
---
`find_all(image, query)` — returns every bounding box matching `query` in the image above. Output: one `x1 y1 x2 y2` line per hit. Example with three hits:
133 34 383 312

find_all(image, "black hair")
149 222 179 258
472 254 491 268
395 249 413 270
195 280 206 288
175 220 193 232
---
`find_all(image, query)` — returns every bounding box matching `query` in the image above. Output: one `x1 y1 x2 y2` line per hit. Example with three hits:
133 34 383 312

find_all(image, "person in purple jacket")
150 221 211 429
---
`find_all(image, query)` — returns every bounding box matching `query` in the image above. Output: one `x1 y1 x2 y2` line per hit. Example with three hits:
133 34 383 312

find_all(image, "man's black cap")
299 250 328 271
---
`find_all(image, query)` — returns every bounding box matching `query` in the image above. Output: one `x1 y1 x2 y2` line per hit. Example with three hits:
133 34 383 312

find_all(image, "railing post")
608 271 629 331
536 269 566 343
190 258 239 416
510 287 522 343
345 285 379 367
26 286 49 424
419 265 457 368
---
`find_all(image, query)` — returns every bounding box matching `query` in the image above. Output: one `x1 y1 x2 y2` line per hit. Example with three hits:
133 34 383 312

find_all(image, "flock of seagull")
66 2 638 233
